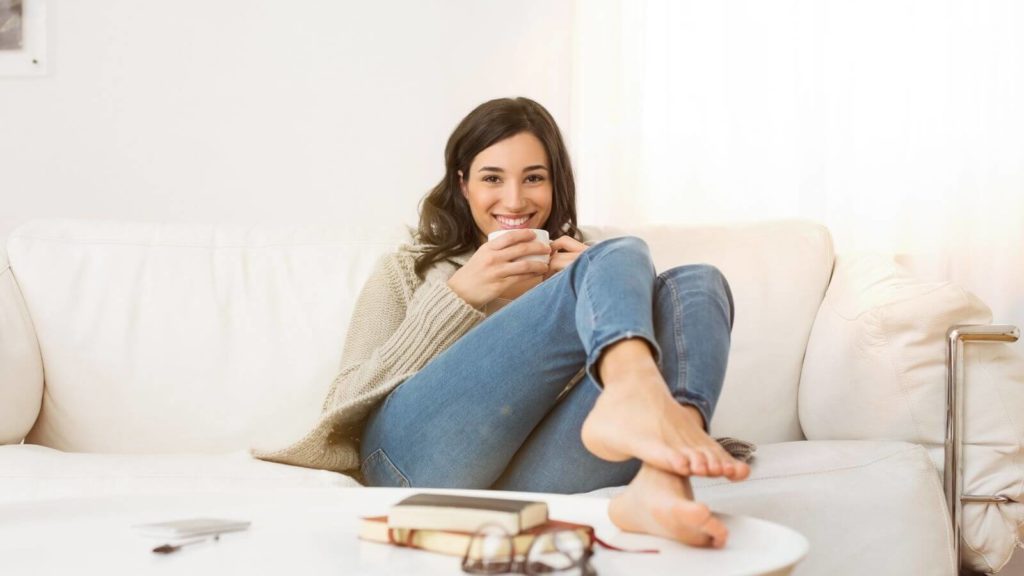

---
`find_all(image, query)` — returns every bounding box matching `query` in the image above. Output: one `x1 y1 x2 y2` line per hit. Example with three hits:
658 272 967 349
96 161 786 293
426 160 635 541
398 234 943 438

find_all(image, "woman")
257 97 750 548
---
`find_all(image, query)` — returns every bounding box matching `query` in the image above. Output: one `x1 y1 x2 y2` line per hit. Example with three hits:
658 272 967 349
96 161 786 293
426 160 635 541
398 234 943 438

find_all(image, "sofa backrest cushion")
7 219 409 453
6 218 832 453
586 221 834 442
0 247 44 444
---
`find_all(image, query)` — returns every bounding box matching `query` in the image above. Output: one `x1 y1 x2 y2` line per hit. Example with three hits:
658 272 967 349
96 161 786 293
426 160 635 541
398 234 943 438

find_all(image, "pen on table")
152 534 221 554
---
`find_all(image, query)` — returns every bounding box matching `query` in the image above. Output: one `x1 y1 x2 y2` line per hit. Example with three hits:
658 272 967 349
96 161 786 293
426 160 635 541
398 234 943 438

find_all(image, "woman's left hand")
544 235 589 280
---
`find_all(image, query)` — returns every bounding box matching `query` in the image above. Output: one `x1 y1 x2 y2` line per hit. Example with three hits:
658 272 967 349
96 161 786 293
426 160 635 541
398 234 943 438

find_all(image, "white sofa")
1 218 1021 575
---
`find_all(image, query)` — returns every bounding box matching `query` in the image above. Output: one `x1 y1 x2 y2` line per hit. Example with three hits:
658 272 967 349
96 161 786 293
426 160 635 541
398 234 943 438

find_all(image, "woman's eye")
526 175 546 183
483 176 500 183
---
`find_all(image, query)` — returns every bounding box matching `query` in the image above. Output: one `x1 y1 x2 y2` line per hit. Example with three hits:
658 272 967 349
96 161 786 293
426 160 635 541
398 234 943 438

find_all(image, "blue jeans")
359 236 735 493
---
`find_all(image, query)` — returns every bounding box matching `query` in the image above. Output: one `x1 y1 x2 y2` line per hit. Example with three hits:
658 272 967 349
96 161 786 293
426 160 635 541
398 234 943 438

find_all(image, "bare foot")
582 340 750 481
609 462 728 548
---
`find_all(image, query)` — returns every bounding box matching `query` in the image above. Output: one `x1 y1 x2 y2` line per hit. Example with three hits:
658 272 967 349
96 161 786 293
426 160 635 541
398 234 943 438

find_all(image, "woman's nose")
502 183 527 209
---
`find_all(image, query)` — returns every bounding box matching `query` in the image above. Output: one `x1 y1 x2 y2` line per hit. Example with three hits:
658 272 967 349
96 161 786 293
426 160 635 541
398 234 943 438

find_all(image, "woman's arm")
321 252 486 415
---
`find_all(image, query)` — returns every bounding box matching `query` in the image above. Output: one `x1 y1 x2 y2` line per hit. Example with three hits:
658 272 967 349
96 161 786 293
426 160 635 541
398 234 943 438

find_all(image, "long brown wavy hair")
412 97 581 280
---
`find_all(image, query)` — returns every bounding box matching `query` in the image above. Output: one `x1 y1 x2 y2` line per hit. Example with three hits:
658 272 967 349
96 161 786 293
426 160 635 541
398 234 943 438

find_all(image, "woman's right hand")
446 229 552 309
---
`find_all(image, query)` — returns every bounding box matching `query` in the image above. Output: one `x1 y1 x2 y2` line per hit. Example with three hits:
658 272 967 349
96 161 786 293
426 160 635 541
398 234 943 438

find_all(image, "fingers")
546 249 583 278
496 258 548 279
544 239 585 278
550 235 588 253
509 241 552 261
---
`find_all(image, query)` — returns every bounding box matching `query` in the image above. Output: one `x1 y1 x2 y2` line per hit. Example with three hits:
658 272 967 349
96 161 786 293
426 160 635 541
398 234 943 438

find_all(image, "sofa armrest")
798 252 1024 573
0 261 44 444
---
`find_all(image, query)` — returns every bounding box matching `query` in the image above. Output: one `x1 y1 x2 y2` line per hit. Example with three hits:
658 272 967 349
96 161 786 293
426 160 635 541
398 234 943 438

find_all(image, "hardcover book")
359 515 594 559
387 493 549 534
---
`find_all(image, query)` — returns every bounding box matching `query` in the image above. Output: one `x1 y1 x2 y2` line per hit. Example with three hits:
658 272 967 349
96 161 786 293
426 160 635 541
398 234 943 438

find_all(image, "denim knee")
589 235 651 260
657 264 735 328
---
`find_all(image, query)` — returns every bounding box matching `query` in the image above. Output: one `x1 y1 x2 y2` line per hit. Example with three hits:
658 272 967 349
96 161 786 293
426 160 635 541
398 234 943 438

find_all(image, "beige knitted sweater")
252 240 497 473
252 235 754 475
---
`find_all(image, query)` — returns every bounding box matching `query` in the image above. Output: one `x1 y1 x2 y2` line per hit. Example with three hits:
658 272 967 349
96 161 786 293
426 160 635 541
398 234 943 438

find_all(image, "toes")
720 459 736 477
701 515 729 548
646 444 691 476
720 454 750 481
652 502 711 547
678 504 728 548
713 446 738 478
685 448 709 476
668 450 692 476
656 502 728 548
700 447 723 476
708 444 750 481
732 460 752 481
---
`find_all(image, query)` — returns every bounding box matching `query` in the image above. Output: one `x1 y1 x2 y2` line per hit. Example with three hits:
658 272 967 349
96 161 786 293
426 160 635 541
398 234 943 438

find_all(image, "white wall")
0 0 574 239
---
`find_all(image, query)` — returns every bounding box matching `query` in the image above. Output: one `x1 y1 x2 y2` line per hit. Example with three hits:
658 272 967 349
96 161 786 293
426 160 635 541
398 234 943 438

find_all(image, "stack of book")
358 493 596 558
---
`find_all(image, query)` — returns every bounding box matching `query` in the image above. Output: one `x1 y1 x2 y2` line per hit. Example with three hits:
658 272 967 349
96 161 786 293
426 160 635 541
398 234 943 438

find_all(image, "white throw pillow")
799 253 1024 573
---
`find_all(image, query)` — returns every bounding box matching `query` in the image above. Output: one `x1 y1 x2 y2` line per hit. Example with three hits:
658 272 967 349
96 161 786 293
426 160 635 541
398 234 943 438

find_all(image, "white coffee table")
0 487 808 575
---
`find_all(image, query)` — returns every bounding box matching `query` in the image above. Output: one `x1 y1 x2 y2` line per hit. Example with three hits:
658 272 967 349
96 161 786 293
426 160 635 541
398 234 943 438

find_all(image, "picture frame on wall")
0 0 47 76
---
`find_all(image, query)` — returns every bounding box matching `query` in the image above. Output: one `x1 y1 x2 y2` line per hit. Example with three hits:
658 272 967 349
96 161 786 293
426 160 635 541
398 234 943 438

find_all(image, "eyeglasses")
461 523 597 575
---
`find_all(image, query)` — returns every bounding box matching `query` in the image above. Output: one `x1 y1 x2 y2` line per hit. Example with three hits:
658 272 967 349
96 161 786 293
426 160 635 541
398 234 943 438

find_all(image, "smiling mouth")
494 213 535 229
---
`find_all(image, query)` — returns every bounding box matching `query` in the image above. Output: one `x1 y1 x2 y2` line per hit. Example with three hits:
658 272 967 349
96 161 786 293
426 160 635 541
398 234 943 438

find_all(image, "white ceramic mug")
487 228 551 263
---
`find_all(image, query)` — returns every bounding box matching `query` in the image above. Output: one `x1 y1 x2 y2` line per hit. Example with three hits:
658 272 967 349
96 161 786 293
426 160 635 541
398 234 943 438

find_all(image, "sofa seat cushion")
588 440 956 576
0 445 360 504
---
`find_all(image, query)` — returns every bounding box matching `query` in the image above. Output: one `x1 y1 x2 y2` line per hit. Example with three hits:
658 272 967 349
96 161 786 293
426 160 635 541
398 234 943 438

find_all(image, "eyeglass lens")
462 524 593 575
525 530 588 575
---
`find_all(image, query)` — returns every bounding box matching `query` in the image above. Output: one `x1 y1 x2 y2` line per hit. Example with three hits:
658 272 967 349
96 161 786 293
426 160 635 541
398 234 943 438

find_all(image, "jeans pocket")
361 448 411 488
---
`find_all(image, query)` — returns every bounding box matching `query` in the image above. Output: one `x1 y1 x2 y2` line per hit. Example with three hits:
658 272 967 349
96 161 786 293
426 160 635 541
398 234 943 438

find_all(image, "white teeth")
496 215 530 225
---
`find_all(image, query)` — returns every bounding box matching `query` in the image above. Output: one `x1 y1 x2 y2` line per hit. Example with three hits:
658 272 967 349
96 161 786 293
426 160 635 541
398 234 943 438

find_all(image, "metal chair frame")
944 324 1020 573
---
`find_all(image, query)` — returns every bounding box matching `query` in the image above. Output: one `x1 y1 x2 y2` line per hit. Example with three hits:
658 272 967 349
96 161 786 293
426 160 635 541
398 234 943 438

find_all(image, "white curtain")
570 0 1024 332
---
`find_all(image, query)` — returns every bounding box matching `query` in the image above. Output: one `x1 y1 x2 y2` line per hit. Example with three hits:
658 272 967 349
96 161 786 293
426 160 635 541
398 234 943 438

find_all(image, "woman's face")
459 131 553 244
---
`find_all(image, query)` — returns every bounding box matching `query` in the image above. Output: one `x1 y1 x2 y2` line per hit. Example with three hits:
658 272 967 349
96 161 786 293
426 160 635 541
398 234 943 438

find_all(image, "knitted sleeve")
321 252 485 413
